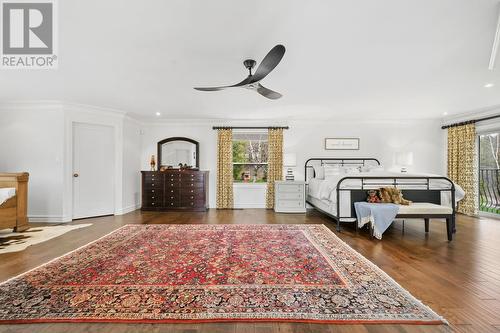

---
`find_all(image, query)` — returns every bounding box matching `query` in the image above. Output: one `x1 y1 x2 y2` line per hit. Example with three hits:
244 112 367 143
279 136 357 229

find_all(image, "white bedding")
308 171 465 220
0 188 16 206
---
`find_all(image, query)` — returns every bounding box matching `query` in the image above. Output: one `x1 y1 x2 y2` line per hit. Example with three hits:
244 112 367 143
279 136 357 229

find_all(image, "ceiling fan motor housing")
243 59 256 70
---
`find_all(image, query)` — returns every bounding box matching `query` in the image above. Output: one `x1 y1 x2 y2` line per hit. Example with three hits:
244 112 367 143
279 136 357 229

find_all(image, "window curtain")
447 123 477 215
216 129 233 209
266 128 283 209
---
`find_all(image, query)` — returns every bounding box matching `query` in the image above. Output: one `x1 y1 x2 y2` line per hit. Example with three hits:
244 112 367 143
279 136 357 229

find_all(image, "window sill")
233 183 267 188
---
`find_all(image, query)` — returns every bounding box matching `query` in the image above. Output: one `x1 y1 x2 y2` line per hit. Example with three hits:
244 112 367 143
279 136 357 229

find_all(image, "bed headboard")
304 158 381 181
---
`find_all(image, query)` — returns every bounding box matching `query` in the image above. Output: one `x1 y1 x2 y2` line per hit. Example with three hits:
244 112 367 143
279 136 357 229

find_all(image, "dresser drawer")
143 182 163 189
165 188 180 195
165 180 181 188
165 174 181 182
142 198 163 208
143 188 162 195
277 192 304 200
276 184 303 193
180 199 206 208
165 198 181 207
180 181 204 188
143 193 163 201
181 173 204 182
276 200 305 209
181 193 203 201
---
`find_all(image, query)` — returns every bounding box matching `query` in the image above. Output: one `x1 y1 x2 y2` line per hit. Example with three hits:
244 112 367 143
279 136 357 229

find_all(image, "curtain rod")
212 126 289 130
441 114 500 129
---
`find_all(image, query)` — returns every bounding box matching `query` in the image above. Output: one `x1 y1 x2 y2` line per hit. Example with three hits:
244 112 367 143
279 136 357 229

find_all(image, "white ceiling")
1 0 499 120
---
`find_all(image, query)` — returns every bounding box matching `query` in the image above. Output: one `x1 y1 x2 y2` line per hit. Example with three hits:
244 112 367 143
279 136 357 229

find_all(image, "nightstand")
274 181 306 213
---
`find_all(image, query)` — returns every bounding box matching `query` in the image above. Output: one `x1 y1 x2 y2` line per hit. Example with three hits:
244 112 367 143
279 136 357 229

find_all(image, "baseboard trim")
29 215 73 223
233 204 266 209
115 204 140 215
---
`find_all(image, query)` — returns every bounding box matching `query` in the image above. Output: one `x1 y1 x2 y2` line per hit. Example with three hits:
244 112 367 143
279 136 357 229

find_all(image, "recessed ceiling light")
155 112 161 116
443 112 448 116
484 83 495 88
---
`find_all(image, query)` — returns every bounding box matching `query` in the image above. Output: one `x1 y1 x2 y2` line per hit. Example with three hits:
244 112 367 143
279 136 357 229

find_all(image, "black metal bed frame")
304 158 457 241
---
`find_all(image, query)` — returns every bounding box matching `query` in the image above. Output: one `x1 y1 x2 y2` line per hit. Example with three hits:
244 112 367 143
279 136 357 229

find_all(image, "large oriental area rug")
0 224 445 324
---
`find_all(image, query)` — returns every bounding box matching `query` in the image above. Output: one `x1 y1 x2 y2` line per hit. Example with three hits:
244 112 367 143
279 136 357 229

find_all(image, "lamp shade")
283 153 297 167
395 152 414 166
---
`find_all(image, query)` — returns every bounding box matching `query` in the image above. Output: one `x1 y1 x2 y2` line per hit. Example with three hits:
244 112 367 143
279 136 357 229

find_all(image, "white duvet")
308 171 465 204
0 188 16 206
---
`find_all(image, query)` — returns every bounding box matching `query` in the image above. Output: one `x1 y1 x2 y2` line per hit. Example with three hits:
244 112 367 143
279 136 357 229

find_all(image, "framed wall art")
324 138 360 150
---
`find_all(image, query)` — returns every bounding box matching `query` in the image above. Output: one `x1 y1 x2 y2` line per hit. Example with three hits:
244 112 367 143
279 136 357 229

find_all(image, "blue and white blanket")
354 202 399 240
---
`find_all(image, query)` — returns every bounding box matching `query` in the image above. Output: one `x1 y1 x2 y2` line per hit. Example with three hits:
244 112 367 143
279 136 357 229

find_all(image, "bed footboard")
0 173 29 232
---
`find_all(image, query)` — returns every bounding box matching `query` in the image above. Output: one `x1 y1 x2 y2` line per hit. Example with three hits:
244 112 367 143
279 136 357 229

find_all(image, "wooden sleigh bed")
0 173 29 232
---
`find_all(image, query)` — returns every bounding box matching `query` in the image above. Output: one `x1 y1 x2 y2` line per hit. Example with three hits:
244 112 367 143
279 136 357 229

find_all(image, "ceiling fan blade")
256 83 282 100
250 45 285 83
194 76 252 91
194 87 227 91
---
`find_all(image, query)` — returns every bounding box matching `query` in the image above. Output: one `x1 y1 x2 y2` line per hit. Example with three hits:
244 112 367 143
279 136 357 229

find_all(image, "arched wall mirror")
157 137 199 169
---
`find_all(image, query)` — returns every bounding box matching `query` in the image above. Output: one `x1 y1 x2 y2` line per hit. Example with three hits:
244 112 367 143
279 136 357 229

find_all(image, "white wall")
121 117 142 213
0 105 65 220
0 101 445 217
286 118 446 179
141 118 445 208
0 102 142 222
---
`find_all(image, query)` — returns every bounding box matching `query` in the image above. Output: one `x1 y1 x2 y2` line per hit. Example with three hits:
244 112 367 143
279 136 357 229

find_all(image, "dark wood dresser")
141 170 209 212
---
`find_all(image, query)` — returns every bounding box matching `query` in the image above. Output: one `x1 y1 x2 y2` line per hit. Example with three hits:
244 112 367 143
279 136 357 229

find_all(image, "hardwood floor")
1 209 499 333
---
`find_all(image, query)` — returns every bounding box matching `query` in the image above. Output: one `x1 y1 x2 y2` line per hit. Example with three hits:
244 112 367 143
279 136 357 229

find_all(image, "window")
232 132 268 183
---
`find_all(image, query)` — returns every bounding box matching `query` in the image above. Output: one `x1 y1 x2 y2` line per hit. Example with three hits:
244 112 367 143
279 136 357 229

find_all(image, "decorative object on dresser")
0 173 29 232
274 180 306 213
325 138 360 150
150 155 156 171
141 170 209 212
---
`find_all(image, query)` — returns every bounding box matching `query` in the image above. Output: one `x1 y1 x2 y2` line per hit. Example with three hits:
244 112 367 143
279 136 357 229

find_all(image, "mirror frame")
157 137 199 169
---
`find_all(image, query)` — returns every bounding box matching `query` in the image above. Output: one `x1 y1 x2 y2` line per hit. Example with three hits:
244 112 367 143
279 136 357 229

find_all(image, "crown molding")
442 104 500 125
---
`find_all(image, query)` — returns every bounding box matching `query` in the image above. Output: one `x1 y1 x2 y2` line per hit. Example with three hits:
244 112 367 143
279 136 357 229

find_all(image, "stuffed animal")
379 187 412 205
366 190 381 203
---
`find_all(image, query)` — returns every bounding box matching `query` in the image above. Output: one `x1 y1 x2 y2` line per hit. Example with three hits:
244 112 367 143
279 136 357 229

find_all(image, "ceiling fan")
194 44 285 100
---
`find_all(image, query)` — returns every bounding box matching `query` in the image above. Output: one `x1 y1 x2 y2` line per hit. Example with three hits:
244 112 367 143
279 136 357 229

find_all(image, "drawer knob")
151 196 154 199
190 196 194 199
171 183 174 186
152 203 155 205
191 184 194 186
170 196 174 199
152 190 155 192
171 203 174 206
190 202 194 205
190 190 194 193
171 190 174 193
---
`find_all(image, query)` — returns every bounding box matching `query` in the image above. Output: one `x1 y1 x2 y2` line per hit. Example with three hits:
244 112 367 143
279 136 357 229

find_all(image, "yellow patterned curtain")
216 129 233 209
447 123 477 215
266 128 283 209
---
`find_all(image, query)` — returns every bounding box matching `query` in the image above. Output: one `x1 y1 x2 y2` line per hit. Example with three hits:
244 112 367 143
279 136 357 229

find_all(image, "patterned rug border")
0 224 448 325
314 225 448 326
0 225 130 287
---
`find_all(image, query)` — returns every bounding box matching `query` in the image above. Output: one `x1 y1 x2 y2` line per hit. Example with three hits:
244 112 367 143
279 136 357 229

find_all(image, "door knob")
73 173 79 178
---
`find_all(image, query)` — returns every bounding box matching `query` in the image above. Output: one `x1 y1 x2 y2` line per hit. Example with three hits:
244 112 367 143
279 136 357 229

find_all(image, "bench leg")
452 215 456 234
336 219 341 232
446 218 453 241
424 218 430 233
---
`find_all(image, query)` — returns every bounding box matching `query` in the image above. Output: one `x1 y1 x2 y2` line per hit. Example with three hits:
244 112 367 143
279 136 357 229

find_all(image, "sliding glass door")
479 132 500 214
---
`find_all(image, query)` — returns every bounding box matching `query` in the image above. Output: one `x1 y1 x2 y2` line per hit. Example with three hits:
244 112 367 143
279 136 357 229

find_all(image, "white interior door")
73 123 115 219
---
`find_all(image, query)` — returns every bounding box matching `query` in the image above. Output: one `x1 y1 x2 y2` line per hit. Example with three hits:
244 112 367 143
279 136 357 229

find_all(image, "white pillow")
313 165 325 179
324 165 342 178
